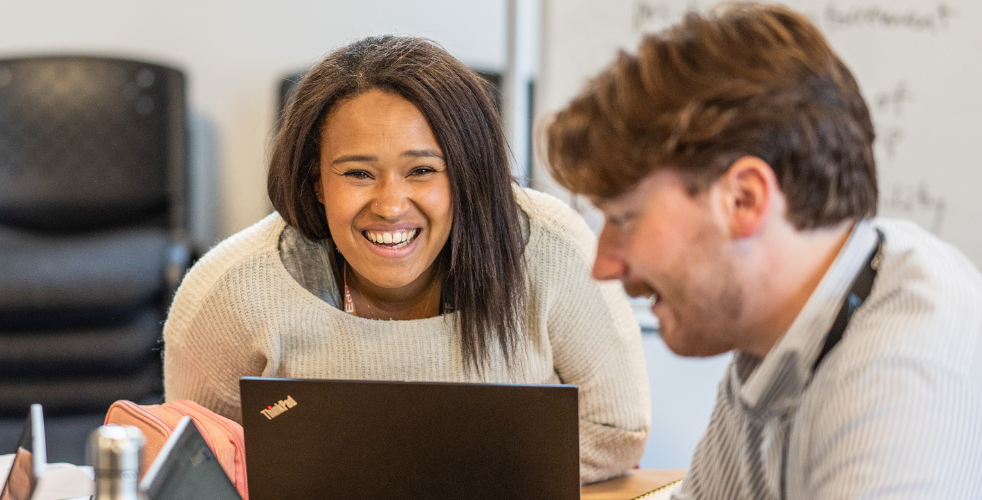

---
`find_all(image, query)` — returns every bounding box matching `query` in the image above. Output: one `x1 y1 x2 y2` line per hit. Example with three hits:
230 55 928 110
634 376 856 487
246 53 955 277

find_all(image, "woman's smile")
363 228 420 248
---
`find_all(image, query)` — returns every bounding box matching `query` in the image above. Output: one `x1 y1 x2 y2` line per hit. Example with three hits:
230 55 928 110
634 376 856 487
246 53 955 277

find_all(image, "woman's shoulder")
191 212 285 277
513 185 598 260
169 213 287 315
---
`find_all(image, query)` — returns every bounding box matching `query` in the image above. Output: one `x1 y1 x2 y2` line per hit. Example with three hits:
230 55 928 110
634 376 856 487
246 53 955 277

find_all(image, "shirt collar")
735 219 879 415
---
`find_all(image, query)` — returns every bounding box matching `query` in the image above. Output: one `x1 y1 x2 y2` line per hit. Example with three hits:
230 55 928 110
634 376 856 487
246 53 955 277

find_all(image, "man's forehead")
589 169 681 210
589 189 639 212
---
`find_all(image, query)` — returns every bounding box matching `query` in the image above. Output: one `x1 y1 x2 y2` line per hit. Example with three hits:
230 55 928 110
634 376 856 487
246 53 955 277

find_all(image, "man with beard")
546 3 982 499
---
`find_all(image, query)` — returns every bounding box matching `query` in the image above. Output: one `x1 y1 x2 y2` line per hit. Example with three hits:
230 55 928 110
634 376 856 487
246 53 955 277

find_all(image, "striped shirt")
675 218 982 499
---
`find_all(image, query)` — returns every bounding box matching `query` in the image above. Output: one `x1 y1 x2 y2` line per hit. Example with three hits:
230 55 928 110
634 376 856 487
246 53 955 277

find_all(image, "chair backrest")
0 56 187 234
0 57 190 459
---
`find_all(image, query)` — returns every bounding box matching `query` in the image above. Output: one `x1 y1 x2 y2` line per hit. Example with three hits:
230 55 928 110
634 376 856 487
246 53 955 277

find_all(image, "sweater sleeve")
522 189 652 484
162 223 279 424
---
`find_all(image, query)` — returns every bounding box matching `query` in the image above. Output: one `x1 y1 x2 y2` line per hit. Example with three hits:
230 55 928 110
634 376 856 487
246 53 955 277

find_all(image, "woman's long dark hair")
268 36 527 372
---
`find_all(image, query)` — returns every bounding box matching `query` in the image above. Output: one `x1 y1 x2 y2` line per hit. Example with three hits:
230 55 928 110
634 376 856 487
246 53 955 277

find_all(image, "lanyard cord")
810 229 885 374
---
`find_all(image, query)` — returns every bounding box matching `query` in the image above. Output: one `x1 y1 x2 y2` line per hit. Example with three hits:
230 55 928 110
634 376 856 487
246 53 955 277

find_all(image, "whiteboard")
537 0 982 269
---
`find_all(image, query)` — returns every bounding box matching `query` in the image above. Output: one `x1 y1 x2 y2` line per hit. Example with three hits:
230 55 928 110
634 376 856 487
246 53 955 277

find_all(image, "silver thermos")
87 424 146 500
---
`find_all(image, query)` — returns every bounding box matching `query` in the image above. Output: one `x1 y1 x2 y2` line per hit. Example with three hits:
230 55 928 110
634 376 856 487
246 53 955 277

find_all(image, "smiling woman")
162 36 651 484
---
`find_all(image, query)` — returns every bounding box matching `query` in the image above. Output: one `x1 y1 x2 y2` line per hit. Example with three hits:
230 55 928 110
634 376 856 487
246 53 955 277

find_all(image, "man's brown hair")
546 2 878 229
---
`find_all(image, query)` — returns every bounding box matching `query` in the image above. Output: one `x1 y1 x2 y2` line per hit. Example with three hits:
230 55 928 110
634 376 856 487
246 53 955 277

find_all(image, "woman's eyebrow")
331 154 377 165
402 149 444 160
331 150 443 165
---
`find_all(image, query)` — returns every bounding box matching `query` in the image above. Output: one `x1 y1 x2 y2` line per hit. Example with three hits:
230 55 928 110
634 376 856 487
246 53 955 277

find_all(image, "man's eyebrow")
402 149 444 160
590 196 617 211
331 154 377 165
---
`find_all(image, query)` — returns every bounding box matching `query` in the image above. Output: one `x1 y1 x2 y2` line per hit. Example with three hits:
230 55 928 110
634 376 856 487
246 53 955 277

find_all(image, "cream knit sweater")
163 187 651 483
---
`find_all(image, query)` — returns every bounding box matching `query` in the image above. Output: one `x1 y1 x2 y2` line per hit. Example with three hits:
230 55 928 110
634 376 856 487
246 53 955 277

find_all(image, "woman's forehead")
320 90 442 159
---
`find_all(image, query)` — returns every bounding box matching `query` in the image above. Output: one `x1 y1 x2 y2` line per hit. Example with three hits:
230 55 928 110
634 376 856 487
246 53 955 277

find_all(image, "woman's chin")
349 262 434 291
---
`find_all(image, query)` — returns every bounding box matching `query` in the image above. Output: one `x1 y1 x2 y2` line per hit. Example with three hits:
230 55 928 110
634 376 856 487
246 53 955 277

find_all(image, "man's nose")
592 225 629 281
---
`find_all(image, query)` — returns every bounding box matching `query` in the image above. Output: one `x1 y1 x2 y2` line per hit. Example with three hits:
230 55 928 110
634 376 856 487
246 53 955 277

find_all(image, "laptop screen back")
240 377 579 500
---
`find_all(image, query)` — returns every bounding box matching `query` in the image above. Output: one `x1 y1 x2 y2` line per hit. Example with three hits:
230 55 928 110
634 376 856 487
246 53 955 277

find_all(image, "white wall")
0 0 507 247
640 333 729 469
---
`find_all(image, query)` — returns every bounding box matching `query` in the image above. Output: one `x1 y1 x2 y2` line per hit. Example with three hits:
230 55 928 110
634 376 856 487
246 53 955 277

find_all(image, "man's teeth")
365 229 419 248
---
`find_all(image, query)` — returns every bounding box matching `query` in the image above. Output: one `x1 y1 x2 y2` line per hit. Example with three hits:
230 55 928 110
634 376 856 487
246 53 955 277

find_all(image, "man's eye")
608 214 630 227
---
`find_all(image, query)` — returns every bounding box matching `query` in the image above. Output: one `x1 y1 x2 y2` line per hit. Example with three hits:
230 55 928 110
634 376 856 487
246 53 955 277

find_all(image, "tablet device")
138 416 241 500
0 404 46 500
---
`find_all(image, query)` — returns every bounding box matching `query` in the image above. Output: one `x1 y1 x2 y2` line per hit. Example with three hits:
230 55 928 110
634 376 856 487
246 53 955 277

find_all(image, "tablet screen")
0 405 45 500
140 417 240 500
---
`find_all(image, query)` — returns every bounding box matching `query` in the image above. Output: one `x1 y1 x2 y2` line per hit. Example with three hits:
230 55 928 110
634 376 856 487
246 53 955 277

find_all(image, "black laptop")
239 377 580 499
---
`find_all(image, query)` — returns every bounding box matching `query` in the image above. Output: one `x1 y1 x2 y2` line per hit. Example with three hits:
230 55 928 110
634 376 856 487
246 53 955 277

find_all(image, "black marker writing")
825 2 956 34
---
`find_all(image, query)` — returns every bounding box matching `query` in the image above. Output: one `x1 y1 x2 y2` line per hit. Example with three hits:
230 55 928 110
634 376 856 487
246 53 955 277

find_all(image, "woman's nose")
371 178 412 219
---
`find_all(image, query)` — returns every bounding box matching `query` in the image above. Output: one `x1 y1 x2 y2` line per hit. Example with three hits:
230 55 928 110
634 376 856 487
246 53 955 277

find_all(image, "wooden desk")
581 470 685 499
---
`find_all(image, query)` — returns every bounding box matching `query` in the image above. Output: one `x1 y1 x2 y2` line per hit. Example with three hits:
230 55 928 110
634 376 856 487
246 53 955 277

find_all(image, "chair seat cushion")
0 226 170 329
0 358 162 418
0 309 162 376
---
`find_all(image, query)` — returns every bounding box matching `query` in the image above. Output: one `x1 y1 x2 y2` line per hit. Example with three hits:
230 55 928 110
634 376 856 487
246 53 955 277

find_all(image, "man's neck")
741 219 856 358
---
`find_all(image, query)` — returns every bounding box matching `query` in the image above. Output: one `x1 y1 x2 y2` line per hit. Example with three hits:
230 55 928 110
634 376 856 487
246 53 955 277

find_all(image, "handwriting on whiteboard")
824 2 956 33
633 0 700 33
870 80 915 161
633 2 958 35
882 182 947 234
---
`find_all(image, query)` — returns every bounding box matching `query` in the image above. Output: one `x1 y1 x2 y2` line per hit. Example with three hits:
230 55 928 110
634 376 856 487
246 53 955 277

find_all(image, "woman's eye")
409 166 438 176
343 170 371 179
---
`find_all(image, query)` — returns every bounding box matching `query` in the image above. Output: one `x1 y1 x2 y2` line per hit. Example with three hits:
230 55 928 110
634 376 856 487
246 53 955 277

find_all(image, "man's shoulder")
871 218 982 336
790 221 982 496
833 218 982 376
874 218 982 287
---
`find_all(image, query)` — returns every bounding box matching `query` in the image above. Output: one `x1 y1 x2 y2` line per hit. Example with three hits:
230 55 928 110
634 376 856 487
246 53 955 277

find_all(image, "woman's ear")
719 156 777 239
312 172 325 205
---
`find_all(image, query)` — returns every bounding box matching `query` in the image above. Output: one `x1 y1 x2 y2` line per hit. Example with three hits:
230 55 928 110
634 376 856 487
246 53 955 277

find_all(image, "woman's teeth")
365 229 419 249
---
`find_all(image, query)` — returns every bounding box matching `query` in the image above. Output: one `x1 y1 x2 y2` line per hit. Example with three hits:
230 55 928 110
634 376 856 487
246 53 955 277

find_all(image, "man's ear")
719 156 777 238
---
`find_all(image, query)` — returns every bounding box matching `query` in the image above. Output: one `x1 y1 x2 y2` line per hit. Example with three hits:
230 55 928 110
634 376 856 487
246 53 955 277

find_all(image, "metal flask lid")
87 424 145 499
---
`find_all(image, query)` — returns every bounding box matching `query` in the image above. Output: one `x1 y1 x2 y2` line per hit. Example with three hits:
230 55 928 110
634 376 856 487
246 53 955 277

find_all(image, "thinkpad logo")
261 395 298 420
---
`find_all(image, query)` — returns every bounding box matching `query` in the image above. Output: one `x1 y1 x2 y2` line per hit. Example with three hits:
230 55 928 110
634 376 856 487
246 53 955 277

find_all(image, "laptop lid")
1 404 45 500
240 377 579 500
139 416 241 500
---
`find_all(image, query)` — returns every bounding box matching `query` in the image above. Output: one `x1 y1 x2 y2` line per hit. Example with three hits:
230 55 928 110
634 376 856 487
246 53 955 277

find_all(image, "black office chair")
0 56 189 463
